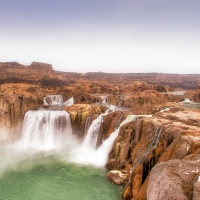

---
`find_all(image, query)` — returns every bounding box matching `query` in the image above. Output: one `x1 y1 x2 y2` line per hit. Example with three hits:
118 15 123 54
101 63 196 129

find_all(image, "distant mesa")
0 61 57 85
30 61 53 70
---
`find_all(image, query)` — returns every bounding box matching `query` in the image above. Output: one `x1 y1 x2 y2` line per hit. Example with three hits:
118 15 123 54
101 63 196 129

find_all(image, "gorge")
1 62 200 200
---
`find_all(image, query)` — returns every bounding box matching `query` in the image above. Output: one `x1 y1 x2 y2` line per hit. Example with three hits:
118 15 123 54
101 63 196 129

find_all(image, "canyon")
1 61 200 199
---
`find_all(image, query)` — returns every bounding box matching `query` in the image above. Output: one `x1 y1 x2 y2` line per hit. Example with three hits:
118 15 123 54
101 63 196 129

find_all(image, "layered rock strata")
105 107 200 200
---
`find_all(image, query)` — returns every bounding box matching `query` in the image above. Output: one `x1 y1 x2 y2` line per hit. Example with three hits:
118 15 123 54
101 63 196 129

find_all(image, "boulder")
147 159 200 200
107 170 128 185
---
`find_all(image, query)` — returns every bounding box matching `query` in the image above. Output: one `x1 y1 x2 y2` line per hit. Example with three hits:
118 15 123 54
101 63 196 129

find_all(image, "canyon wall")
0 84 44 141
106 108 200 200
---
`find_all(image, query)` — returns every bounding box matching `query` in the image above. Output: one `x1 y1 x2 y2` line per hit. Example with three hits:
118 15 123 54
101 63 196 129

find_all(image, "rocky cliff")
0 83 44 141
105 107 200 200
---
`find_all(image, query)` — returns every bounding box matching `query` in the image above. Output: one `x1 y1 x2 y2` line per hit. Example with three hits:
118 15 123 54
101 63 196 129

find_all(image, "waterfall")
83 113 104 148
45 95 63 105
1 102 137 171
63 97 74 106
99 96 107 103
84 116 92 136
1 107 138 183
70 114 138 167
83 108 115 148
21 110 72 149
95 114 138 165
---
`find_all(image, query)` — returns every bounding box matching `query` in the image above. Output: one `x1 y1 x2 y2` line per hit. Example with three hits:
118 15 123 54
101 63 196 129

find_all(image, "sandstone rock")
65 104 106 138
193 179 200 200
105 108 200 199
147 159 200 200
153 84 167 92
97 111 125 148
185 89 200 103
107 170 128 185
123 90 166 114
106 119 143 170
0 84 44 141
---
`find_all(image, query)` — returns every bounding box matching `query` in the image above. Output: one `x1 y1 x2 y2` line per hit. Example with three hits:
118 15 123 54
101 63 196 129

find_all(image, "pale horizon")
1 0 200 74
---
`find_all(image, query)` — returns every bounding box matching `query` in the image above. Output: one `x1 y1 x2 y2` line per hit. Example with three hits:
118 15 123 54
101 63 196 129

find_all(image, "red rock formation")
0 84 44 141
123 90 166 114
106 107 200 200
1 61 200 199
147 159 200 200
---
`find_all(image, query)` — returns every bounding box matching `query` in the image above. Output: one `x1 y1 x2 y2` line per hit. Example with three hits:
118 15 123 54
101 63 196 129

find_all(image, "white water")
0 107 137 179
99 96 107 103
83 108 115 148
63 97 74 106
45 95 63 105
84 116 92 136
70 114 138 167
83 113 104 148
21 110 73 149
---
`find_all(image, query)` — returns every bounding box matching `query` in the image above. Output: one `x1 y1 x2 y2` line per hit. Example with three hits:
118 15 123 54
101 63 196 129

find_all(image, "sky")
0 0 200 73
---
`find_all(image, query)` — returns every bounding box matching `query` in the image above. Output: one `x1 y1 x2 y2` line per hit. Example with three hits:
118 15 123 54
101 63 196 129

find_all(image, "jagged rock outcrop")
64 104 106 138
123 90 166 114
105 107 200 200
153 84 167 92
0 84 44 141
106 119 143 170
97 111 126 148
58 87 101 104
0 61 55 80
185 89 200 103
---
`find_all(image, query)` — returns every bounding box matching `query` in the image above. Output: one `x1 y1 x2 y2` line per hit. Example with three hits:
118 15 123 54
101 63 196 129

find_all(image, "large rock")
64 104 106 138
105 107 200 200
147 159 200 200
0 84 44 141
123 90 166 114
107 170 128 185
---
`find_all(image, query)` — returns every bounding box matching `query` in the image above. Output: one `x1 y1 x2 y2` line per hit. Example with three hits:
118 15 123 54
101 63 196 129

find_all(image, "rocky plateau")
1 61 200 199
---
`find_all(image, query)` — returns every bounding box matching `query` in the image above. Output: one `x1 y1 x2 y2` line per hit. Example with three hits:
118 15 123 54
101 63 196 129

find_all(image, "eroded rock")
147 159 200 200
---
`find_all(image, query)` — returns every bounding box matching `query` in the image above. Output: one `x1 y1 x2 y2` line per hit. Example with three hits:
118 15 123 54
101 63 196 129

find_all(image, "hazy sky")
0 0 200 73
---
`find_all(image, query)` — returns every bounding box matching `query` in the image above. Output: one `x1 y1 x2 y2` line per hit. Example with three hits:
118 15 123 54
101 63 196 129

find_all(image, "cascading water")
0 107 124 199
83 108 115 148
21 110 73 149
95 114 138 165
70 112 137 167
45 95 63 105
84 116 92 136
63 96 74 106
83 113 103 148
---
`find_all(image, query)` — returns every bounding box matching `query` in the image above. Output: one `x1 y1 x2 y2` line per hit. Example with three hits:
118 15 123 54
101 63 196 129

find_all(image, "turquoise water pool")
0 147 123 200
